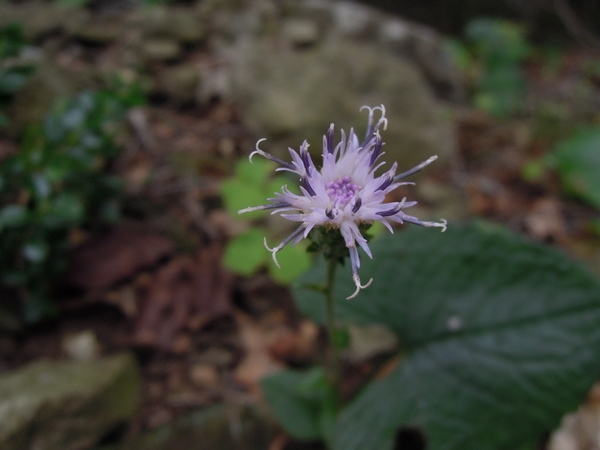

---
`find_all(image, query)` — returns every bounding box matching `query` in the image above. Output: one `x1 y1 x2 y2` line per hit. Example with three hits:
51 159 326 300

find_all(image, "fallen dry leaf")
133 245 234 352
232 311 285 397
267 319 318 363
65 227 174 289
525 197 569 243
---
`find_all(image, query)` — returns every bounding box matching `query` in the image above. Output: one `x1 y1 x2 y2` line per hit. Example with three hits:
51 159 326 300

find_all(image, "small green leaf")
550 127 600 209
32 173 51 199
267 174 299 196
23 291 57 323
223 228 268 275
294 223 600 450
235 158 275 186
268 242 312 284
0 205 28 230
444 38 473 73
521 159 546 183
261 367 337 442
99 200 121 223
0 67 33 95
220 179 268 220
42 194 84 228
22 239 49 263
61 104 87 130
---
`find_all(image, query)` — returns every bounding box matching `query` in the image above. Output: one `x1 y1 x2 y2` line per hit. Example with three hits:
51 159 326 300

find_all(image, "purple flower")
239 105 447 299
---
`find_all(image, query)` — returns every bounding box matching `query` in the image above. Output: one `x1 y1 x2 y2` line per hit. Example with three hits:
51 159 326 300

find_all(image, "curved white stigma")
347 274 374 300
263 237 281 268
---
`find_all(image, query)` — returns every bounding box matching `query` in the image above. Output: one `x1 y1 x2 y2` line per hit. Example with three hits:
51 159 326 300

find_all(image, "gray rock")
281 18 320 47
331 1 375 38
230 38 456 170
0 353 141 450
139 6 172 37
379 18 465 101
142 38 182 62
103 404 273 450
170 9 208 44
62 330 101 362
140 7 208 44
65 10 124 44
157 65 200 104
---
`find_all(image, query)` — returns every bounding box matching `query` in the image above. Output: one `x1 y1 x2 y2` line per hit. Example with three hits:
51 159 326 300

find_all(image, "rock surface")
224 0 461 169
102 404 273 450
0 353 141 450
230 38 456 169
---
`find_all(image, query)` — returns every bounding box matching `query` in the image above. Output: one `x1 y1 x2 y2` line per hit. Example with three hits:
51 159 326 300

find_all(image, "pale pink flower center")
326 177 360 207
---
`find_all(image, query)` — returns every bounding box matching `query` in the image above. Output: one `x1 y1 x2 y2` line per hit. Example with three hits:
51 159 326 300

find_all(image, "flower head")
239 105 446 299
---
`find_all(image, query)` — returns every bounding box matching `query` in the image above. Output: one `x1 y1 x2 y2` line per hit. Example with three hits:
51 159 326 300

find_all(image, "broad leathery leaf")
550 126 600 209
223 228 268 275
293 223 600 450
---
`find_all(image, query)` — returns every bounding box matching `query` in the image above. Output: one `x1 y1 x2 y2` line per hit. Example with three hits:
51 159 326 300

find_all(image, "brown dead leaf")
525 197 569 243
133 245 234 352
65 227 174 289
232 311 285 397
267 320 318 363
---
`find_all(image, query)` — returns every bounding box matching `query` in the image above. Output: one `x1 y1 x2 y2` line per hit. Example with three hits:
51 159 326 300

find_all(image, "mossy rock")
0 353 141 450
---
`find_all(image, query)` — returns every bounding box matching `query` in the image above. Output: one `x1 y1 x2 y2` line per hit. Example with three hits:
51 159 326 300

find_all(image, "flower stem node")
239 105 447 299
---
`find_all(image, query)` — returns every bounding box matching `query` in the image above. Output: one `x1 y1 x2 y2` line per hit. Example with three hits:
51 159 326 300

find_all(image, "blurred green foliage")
448 18 531 118
0 85 144 322
0 24 34 129
262 367 338 446
220 158 312 284
547 126 600 209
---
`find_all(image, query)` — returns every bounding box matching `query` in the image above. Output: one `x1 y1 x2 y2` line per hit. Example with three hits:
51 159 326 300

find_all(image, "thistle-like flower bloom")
239 105 447 299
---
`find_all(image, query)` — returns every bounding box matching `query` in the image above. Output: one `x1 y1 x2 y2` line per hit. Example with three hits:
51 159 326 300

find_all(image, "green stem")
324 258 340 389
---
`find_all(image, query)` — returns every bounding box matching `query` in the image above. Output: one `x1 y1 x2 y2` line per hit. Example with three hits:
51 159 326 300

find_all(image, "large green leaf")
293 223 600 450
